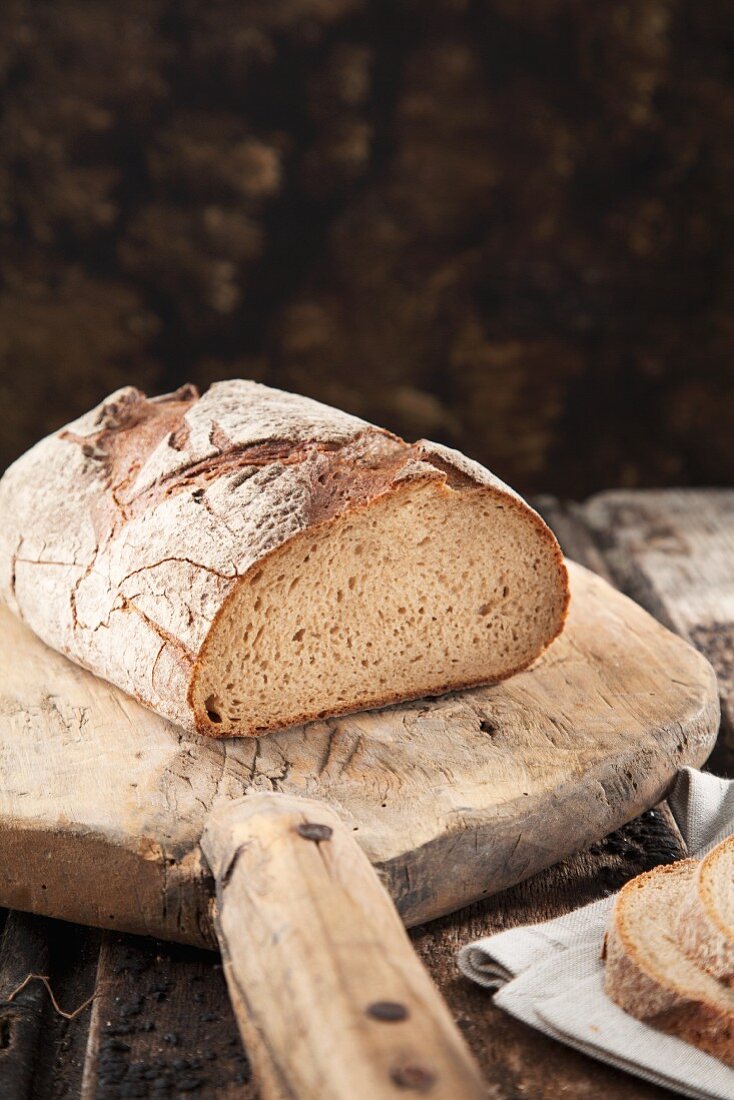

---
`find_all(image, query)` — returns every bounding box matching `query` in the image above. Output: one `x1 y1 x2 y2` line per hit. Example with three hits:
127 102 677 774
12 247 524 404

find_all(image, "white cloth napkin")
457 768 734 1100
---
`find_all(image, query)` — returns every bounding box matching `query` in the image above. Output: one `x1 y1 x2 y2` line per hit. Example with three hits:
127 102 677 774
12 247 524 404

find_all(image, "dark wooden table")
2 489 732 1099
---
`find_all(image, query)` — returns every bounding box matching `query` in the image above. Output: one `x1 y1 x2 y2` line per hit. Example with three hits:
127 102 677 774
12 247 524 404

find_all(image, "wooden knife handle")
201 792 486 1100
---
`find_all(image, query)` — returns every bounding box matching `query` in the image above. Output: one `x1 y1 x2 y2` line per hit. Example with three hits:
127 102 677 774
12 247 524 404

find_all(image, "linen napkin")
457 767 734 1100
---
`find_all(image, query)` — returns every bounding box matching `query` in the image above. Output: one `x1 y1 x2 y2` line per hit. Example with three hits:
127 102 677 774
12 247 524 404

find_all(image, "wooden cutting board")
0 561 719 948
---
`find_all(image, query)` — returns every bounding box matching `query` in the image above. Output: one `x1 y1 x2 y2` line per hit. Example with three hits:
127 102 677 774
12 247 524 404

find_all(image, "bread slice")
677 837 734 985
604 860 734 1066
0 380 569 738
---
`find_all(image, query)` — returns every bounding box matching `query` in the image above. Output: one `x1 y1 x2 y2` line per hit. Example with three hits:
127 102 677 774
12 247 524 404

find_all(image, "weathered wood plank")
29 922 99 1100
0 913 97 1100
80 933 252 1099
0 912 52 1100
579 489 734 773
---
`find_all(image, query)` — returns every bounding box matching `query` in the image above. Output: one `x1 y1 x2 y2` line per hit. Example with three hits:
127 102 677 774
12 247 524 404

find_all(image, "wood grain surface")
0 560 718 947
579 490 734 774
0 490 729 1099
202 794 485 1100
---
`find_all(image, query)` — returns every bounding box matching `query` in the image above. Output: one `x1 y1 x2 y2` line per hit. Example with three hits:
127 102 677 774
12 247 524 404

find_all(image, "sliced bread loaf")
677 837 734 986
0 380 569 738
604 860 734 1066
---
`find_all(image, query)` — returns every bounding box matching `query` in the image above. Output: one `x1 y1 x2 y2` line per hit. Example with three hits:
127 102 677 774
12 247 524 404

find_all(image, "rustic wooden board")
0 559 718 949
2 493 725 1099
0 560 718 949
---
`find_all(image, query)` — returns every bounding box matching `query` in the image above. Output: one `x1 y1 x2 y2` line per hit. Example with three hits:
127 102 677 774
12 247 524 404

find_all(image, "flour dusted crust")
0 380 569 737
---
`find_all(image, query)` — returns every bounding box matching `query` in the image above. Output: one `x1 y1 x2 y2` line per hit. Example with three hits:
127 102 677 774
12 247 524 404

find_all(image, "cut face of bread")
678 838 734 985
0 380 569 737
605 860 734 1066
191 478 567 735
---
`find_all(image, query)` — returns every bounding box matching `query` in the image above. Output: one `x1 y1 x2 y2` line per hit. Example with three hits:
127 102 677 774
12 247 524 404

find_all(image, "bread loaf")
604 860 734 1066
677 838 734 986
0 380 569 737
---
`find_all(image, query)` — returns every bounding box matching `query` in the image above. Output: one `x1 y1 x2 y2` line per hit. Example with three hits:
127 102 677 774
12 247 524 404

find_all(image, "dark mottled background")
1 0 733 496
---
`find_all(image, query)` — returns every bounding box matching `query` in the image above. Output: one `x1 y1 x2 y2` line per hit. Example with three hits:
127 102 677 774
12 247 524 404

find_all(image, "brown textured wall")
1 0 733 495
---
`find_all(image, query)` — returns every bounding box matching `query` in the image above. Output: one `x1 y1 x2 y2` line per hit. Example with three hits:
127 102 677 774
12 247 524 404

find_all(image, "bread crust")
677 839 734 986
605 861 734 1066
0 381 569 737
